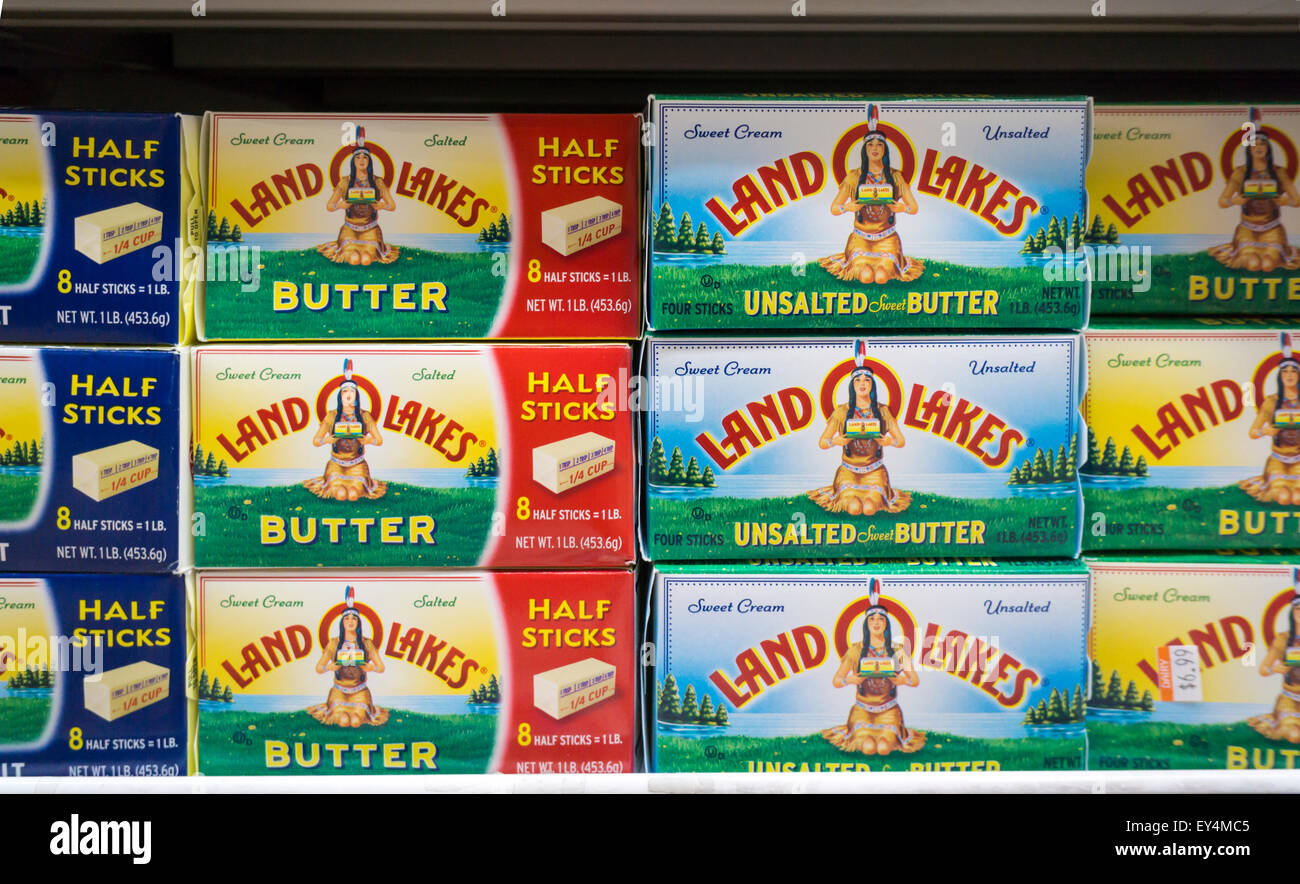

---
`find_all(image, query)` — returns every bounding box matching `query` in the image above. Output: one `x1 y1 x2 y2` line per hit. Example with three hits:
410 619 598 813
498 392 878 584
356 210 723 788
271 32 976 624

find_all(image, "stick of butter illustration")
84 661 169 722
533 657 616 720
540 196 623 256
73 202 164 264
532 432 615 494
72 440 159 501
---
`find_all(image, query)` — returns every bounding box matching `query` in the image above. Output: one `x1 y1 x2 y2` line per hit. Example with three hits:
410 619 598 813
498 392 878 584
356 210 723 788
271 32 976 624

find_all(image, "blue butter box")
0 346 182 572
0 572 187 776
0 112 198 343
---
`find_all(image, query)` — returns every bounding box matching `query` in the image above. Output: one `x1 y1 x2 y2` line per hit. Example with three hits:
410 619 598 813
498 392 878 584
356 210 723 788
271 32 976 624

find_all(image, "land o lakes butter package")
1088 555 1300 771
0 112 198 343
1082 321 1300 551
0 347 181 572
191 344 634 568
193 570 634 774
644 335 1084 561
200 113 639 340
648 560 1089 773
647 96 1091 331
0 573 186 776
1089 105 1300 316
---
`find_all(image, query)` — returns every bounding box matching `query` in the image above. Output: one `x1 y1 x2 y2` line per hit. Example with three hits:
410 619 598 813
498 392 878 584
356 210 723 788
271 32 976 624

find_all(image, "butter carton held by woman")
647 96 1091 331
643 335 1084 561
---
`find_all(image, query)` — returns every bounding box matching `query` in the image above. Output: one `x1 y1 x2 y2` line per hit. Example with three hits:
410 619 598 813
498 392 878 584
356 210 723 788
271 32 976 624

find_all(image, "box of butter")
643 335 1085 561
647 95 1091 331
0 572 186 776
193 570 635 774
1087 554 1300 771
647 559 1089 773
1082 319 1300 551
0 112 198 343
0 346 181 572
1088 104 1300 316
191 344 634 568
199 112 640 340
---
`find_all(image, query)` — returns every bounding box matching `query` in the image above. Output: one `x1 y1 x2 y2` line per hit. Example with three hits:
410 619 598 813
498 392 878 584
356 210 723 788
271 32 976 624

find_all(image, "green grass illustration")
1083 483 1287 551
651 259 1082 329
0 695 52 744
1091 250 1299 315
1087 719 1299 771
203 246 503 338
197 708 497 775
0 473 41 522
646 491 1079 559
193 481 496 567
0 237 41 286
655 728 1084 772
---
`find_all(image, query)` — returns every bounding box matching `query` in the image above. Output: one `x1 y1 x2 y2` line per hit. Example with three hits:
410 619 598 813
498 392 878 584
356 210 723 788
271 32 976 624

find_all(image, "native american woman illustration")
318 126 400 266
807 340 911 516
304 358 388 501
307 586 389 728
823 579 925 755
819 103 923 284
1246 572 1300 744
1209 108 1300 273
1240 333 1300 505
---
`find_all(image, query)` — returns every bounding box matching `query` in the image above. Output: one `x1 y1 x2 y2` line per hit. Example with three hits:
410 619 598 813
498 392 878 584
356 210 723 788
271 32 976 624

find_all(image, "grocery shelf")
0 770 1294 794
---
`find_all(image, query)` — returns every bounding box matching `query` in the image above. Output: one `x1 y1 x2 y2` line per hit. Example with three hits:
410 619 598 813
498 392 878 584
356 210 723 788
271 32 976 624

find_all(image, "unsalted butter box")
1088 554 1300 770
1082 320 1300 551
0 346 181 572
191 344 634 568
647 95 1091 332
0 573 186 776
1089 104 1300 316
643 335 1085 561
648 560 1089 773
193 570 635 774
0 111 198 343
199 112 640 340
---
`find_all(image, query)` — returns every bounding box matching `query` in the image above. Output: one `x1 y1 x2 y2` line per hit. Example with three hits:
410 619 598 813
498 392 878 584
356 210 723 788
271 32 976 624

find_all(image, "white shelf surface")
0 770 1295 794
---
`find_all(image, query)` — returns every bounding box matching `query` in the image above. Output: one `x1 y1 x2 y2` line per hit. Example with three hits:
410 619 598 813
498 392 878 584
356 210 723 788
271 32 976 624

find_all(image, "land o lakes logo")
215 363 483 464
694 353 1024 470
707 590 1041 710
229 130 494 230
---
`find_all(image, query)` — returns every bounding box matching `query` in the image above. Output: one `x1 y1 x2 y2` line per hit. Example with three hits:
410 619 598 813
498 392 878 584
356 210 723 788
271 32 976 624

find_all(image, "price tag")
1157 644 1202 702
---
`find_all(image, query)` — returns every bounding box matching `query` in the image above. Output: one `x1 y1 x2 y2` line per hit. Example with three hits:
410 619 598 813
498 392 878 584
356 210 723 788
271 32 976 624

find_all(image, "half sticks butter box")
192 570 635 774
1087 554 1300 770
0 573 186 776
191 344 634 568
1088 104 1300 316
0 346 182 572
1082 320 1300 551
200 112 640 340
643 335 1085 561
648 560 1089 773
647 96 1091 332
0 112 199 343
